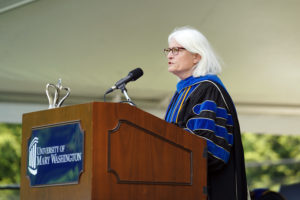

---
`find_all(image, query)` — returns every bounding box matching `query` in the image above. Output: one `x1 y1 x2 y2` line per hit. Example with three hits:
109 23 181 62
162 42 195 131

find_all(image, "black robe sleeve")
177 81 234 172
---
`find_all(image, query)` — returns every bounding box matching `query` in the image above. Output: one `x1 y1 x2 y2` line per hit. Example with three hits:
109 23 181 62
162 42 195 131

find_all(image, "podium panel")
21 102 207 200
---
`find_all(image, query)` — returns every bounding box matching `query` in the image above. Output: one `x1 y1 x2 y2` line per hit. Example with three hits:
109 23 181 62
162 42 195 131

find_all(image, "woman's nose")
167 52 173 59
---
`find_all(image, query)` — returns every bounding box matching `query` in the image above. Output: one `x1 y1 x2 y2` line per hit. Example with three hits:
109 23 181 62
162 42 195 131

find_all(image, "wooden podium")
21 102 207 200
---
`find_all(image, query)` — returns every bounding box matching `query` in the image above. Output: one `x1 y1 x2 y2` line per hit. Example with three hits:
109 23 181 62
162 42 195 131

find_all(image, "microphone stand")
118 84 136 106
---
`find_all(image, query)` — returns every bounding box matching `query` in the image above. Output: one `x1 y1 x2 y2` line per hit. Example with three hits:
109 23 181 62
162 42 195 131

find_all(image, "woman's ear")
193 53 201 64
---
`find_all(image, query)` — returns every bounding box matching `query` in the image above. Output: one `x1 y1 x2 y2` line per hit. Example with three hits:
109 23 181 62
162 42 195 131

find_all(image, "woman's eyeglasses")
163 47 186 56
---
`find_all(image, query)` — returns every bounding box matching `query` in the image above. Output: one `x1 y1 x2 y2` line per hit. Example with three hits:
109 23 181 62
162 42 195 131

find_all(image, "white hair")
168 26 222 77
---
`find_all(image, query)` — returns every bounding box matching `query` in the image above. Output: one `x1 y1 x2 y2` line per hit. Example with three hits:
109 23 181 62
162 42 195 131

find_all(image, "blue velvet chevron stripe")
187 117 215 132
207 140 230 162
186 118 233 145
227 114 233 126
187 117 231 162
187 100 233 163
193 100 217 113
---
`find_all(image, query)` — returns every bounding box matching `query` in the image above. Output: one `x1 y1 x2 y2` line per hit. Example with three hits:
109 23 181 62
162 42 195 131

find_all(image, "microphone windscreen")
129 68 144 81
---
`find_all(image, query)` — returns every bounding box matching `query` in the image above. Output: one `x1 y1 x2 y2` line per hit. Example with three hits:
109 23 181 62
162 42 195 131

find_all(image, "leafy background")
242 132 300 191
0 123 300 199
0 123 21 200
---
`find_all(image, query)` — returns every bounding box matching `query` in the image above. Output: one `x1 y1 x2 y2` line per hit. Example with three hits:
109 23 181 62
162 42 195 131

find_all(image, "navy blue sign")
27 121 84 187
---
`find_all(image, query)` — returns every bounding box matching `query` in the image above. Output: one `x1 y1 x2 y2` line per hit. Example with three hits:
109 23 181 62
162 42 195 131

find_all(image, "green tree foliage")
242 133 300 190
0 123 21 184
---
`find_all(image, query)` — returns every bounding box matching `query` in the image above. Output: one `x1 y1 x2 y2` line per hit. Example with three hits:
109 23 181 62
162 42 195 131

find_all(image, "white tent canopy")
1 0 300 134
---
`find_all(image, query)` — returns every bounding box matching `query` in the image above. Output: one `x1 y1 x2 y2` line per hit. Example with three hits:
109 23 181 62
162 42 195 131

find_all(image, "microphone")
105 68 143 94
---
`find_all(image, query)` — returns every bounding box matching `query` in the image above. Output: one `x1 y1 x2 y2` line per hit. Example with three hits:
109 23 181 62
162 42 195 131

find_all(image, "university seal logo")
28 137 39 175
27 121 84 186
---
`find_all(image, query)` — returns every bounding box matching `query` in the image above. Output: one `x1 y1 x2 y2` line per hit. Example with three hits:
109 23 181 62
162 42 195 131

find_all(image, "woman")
164 26 248 200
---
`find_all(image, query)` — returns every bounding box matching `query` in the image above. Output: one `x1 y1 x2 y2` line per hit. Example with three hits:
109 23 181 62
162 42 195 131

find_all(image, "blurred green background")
0 123 21 200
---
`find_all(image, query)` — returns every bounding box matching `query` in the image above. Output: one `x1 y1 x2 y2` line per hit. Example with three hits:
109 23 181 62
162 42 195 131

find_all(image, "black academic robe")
173 80 248 200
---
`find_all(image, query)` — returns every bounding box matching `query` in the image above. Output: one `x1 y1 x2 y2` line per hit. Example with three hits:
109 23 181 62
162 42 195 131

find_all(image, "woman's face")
167 39 201 80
